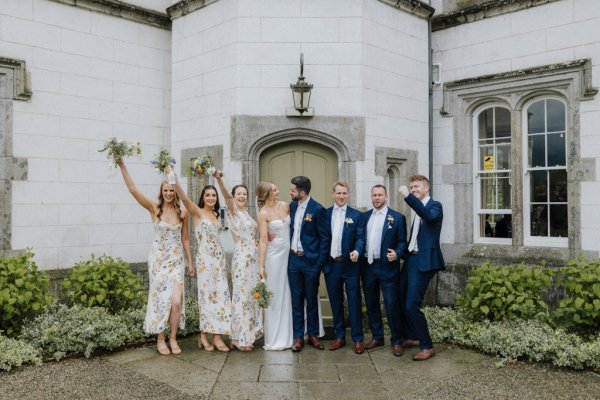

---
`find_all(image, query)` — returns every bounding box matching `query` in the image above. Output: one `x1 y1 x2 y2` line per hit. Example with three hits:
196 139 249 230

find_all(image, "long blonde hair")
157 181 182 222
256 181 275 210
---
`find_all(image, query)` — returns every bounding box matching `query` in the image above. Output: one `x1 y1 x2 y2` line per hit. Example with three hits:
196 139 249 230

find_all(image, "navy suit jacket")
289 197 330 267
363 207 407 268
323 205 365 275
401 194 446 272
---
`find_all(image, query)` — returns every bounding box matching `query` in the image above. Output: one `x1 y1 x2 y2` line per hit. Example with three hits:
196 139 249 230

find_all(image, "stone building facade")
1 0 599 304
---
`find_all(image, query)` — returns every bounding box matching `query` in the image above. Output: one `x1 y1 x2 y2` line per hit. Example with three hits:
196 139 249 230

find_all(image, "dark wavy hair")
291 175 311 195
198 185 220 218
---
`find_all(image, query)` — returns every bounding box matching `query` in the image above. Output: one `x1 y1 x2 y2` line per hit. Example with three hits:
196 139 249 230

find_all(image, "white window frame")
473 104 512 245
522 96 568 248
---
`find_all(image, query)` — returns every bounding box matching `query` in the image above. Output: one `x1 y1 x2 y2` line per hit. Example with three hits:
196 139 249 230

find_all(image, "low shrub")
456 261 553 321
0 252 54 336
0 333 42 371
20 304 133 360
424 306 600 370
553 258 600 334
62 255 146 313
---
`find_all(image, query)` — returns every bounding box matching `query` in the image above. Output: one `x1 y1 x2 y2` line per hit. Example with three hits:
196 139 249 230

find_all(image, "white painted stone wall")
0 0 171 269
431 0 600 250
126 0 172 12
171 0 430 209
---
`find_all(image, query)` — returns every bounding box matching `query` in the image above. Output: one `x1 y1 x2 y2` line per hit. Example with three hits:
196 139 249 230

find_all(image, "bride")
256 181 294 350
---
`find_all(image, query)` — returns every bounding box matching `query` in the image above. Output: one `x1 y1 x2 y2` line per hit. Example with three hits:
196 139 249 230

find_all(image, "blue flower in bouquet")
189 155 223 179
151 148 176 174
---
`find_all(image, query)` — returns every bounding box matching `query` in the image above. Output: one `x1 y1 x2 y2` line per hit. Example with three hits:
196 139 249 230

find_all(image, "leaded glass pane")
547 99 565 132
531 205 548 236
549 204 568 237
528 134 546 167
496 143 511 170
549 170 567 202
547 133 566 167
527 100 545 134
495 108 511 137
531 170 547 202
478 109 493 139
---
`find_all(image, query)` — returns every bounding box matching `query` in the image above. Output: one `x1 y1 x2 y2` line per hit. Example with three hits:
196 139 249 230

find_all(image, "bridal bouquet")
151 148 176 174
251 278 273 309
98 137 142 167
189 155 223 179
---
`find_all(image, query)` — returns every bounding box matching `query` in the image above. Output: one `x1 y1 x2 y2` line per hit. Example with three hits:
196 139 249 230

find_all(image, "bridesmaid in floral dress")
117 160 194 356
167 167 232 352
215 172 262 351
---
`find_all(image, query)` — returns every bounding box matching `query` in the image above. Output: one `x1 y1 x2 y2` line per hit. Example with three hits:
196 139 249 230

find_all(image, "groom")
289 176 330 352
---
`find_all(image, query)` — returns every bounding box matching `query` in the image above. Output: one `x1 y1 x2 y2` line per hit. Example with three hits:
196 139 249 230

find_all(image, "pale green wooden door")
259 140 338 325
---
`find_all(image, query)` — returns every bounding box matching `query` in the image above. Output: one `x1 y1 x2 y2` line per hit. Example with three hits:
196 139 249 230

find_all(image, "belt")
411 250 418 255
331 256 343 263
290 249 305 257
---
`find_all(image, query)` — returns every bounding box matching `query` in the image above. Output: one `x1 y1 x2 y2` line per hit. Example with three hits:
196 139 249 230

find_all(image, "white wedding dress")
262 216 325 351
263 216 294 350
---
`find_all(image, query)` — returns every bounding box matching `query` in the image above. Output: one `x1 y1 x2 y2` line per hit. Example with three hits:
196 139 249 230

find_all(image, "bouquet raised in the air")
151 148 176 174
251 278 273 309
98 137 142 167
189 155 223 179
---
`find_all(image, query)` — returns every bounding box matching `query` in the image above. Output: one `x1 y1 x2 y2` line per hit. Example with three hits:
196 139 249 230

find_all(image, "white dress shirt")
330 204 347 258
408 196 430 253
291 196 310 252
366 205 388 263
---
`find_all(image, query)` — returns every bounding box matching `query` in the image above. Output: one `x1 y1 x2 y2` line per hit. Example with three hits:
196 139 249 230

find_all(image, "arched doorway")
259 140 338 326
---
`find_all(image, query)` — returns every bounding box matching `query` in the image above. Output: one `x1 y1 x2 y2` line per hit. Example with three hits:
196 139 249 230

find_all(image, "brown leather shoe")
401 339 421 348
391 344 404 357
364 339 384 350
291 339 304 352
307 336 325 350
413 348 435 361
329 338 346 351
354 342 365 354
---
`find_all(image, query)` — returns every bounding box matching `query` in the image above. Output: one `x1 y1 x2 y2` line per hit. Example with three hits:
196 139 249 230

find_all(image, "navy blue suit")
324 205 365 342
361 207 407 345
400 194 445 350
289 197 330 339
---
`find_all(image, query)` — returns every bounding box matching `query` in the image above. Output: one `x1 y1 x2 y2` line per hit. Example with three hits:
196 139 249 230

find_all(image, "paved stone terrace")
1 336 599 399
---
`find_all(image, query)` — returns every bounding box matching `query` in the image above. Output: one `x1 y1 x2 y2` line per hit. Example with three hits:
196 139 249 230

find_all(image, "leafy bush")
553 258 600 333
0 333 42 371
424 306 600 370
62 255 146 313
20 304 135 360
177 296 200 337
456 261 553 321
0 252 54 336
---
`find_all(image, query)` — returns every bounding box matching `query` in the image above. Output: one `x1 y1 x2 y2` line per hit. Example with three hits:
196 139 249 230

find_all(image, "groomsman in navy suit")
362 185 407 357
399 175 445 361
289 176 330 352
324 181 366 354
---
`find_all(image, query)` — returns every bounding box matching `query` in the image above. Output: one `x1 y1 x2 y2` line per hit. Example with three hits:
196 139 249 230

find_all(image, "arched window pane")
528 135 546 167
547 99 565 132
530 170 547 202
547 133 566 166
478 109 493 139
527 100 545 133
549 170 567 202
495 107 511 137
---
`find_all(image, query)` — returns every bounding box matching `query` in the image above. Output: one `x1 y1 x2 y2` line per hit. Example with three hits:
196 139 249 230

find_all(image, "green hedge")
0 333 42 372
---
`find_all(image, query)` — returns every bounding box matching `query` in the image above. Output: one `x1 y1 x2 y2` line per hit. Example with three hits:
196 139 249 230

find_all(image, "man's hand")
349 250 359 263
399 185 410 198
387 248 397 262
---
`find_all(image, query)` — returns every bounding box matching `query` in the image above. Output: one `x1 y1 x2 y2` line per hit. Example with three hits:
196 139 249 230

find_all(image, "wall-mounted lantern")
287 53 313 117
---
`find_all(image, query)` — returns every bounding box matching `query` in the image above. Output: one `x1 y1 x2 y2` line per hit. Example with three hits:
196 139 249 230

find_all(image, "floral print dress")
196 219 232 334
144 220 185 334
227 208 263 346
